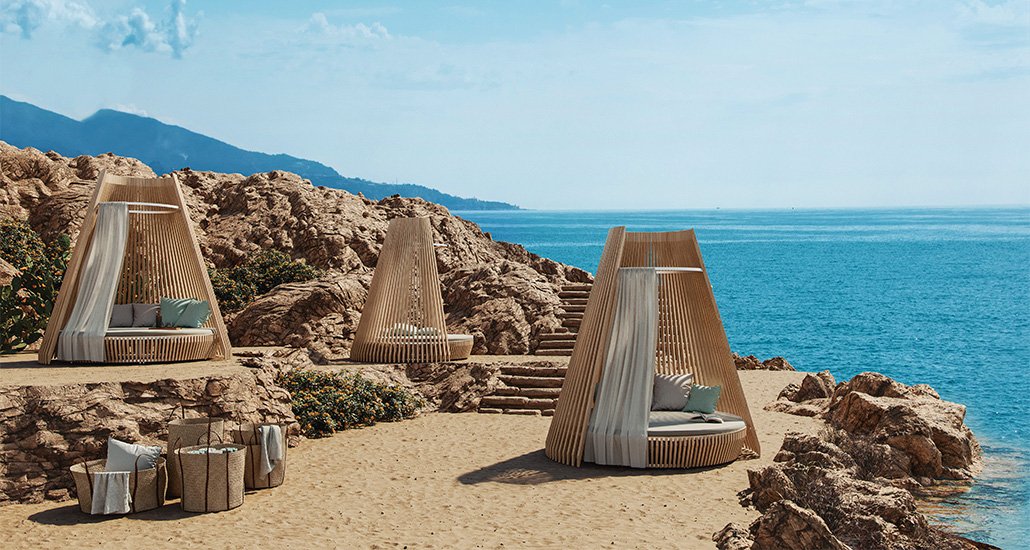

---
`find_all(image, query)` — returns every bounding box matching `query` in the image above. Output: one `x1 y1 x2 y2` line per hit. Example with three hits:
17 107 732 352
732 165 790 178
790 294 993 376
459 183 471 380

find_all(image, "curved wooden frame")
37 171 231 365
545 228 759 468
350 217 451 363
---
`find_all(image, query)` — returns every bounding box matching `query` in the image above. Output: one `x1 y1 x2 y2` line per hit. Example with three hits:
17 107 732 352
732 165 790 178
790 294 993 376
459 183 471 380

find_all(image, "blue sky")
1 0 1028 209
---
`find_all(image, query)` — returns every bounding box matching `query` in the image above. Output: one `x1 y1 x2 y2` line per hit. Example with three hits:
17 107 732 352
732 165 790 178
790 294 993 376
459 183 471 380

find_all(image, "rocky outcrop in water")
0 142 591 356
717 373 989 550
733 353 795 371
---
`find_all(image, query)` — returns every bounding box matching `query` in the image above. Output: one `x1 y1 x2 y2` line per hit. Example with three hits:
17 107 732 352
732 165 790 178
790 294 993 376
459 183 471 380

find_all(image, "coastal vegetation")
0 219 70 353
208 250 322 313
276 369 424 438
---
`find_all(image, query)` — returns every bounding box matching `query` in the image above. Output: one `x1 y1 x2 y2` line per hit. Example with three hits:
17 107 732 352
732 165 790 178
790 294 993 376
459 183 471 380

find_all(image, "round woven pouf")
230 423 288 490
167 417 225 498
175 444 245 513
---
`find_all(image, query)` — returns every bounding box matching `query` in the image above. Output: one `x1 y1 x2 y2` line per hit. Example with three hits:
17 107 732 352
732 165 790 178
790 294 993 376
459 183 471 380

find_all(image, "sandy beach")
0 369 813 549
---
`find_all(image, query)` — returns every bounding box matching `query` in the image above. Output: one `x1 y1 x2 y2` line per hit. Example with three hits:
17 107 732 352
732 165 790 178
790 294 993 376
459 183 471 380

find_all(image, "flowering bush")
276 369 424 438
209 250 321 313
0 220 71 353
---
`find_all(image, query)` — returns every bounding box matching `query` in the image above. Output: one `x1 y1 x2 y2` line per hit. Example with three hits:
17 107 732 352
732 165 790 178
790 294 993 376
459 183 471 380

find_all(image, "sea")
455 207 1030 548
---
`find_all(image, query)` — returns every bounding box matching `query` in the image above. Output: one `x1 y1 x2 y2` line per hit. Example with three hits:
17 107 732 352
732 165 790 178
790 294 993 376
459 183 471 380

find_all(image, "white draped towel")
90 471 131 515
584 267 659 468
57 202 129 362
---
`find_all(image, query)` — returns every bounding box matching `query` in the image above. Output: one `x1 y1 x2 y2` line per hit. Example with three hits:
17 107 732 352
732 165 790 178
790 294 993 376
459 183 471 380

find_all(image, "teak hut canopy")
545 227 759 469
38 171 230 365
350 216 473 363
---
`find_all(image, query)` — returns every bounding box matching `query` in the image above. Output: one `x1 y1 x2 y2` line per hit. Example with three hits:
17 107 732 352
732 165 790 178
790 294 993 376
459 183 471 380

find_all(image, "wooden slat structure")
38 171 231 364
545 228 759 468
350 217 452 363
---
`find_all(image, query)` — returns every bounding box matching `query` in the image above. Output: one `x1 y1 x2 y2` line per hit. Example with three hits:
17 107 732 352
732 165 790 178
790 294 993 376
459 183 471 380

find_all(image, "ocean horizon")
456 206 1030 548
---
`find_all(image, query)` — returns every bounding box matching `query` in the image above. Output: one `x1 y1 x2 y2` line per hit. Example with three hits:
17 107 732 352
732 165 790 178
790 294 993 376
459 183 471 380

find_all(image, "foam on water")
458 207 1030 547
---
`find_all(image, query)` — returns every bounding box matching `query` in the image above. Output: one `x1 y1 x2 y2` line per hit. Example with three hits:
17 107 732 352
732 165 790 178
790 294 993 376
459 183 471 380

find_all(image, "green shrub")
276 369 424 438
0 219 71 353
209 250 321 313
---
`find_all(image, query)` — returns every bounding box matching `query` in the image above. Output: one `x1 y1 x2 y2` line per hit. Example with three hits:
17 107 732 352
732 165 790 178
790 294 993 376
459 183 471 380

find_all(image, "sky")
1 0 1028 210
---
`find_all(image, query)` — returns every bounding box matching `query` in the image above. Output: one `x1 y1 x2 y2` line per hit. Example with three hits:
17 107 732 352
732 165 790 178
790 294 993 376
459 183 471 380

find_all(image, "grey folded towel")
258 424 284 477
91 471 131 514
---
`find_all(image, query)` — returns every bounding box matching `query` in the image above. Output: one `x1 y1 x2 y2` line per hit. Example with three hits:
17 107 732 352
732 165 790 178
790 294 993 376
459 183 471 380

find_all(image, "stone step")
562 319 582 329
479 396 557 410
541 409 555 417
540 349 574 356
501 409 542 416
558 290 590 299
538 340 576 350
561 284 592 292
560 312 584 320
478 408 504 414
561 305 587 313
539 333 577 342
563 298 588 306
491 386 562 398
500 365 567 377
498 375 565 388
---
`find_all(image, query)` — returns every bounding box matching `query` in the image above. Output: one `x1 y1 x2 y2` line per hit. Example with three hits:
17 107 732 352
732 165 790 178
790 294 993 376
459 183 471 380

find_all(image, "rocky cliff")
0 142 590 357
717 372 989 550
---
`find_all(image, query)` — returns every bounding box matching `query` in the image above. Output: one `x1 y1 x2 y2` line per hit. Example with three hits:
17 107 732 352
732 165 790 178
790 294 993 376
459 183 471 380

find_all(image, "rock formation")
733 353 796 371
766 371 981 482
717 373 990 550
0 142 591 357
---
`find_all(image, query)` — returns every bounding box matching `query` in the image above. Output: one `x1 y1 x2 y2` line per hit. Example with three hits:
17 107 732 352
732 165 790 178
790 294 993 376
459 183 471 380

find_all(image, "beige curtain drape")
583 267 658 468
57 202 128 362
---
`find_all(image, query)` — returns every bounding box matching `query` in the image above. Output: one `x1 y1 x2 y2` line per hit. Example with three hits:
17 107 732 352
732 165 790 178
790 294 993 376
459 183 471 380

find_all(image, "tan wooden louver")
349 217 451 363
37 171 231 364
545 227 760 468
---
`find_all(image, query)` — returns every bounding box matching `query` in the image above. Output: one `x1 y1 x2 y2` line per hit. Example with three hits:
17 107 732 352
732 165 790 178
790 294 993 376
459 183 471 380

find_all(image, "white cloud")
112 103 149 117
306 12 390 44
1 0 198 58
99 0 198 58
958 0 1029 26
0 0 96 38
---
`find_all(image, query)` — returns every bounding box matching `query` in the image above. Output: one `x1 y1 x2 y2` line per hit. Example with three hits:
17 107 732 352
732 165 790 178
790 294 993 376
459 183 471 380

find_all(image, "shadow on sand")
458 449 726 486
28 502 198 525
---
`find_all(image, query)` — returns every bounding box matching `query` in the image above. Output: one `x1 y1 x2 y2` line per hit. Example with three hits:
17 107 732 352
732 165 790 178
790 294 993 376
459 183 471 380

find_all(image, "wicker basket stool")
230 423 288 490
70 458 168 514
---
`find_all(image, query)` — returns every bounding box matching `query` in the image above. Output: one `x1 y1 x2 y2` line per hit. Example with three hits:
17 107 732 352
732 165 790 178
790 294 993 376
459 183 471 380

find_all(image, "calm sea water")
455 207 1030 548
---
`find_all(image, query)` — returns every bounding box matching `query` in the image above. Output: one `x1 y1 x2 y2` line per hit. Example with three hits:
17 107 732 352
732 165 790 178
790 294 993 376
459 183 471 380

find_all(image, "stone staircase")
533 283 592 356
478 362 568 416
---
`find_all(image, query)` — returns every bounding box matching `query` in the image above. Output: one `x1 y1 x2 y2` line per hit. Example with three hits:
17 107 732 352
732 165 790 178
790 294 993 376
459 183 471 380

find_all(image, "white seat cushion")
104 327 214 337
647 411 746 437
447 334 473 343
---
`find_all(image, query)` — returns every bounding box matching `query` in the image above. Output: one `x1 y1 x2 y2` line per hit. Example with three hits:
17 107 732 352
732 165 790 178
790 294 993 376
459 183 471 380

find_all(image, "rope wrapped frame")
546 228 760 468
37 170 231 365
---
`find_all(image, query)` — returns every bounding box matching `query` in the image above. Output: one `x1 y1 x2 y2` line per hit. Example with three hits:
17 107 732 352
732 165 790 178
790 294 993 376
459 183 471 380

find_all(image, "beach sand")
0 370 815 549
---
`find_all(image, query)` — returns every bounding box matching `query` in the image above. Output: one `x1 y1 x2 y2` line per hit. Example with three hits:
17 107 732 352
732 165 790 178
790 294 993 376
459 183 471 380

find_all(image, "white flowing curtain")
58 202 129 362
584 267 659 468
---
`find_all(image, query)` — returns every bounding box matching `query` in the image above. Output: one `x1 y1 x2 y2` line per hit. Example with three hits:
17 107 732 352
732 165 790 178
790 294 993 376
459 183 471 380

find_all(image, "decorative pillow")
176 300 211 328
105 437 161 472
109 304 133 327
160 297 193 327
684 384 722 414
131 303 159 327
651 373 694 411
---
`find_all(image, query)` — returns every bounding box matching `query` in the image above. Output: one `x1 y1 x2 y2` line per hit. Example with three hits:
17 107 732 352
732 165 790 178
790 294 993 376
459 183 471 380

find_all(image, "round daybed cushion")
647 411 746 437
104 327 214 337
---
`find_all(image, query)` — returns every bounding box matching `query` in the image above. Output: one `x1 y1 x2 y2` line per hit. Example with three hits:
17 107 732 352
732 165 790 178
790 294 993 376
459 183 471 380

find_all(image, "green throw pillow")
177 300 211 328
684 384 722 414
160 297 211 328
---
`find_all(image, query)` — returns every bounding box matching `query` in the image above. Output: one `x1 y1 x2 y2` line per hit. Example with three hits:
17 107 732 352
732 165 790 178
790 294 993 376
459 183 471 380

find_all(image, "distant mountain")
0 95 518 210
